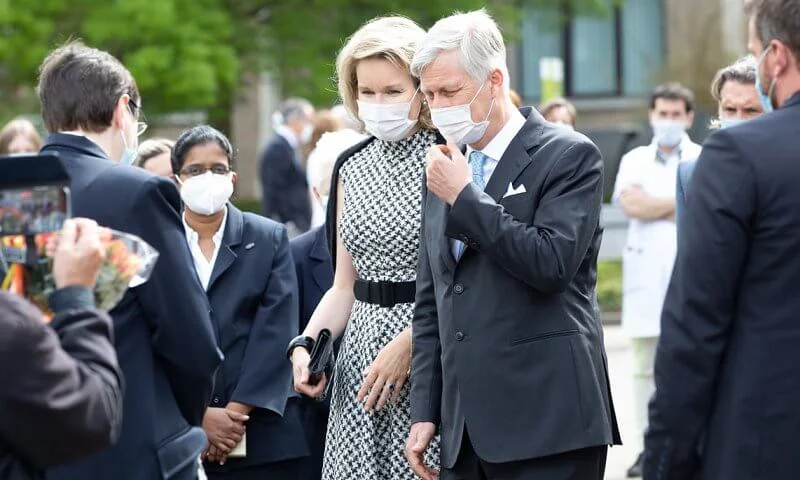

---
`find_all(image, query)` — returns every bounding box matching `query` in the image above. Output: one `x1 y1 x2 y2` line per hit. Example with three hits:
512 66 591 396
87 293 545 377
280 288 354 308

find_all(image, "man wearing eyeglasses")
37 41 223 480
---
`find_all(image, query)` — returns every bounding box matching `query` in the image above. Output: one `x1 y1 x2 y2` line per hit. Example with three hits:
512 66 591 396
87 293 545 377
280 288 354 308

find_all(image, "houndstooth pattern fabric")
322 129 440 479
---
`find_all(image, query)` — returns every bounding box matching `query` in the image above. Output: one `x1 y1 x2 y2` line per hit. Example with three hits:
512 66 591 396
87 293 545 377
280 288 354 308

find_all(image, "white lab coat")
613 134 701 338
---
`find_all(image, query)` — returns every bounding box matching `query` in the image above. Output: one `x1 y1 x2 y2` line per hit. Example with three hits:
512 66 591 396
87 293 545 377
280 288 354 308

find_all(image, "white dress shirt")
183 207 228 291
451 109 527 259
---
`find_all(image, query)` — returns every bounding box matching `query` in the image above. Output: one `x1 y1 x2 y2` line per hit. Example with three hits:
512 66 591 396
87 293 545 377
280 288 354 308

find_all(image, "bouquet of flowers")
1 229 159 319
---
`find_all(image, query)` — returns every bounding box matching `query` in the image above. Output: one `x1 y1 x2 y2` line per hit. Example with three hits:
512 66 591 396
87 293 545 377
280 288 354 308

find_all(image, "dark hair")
749 0 800 62
538 97 577 125
710 55 758 102
136 138 175 168
649 82 695 113
171 125 234 174
37 40 140 133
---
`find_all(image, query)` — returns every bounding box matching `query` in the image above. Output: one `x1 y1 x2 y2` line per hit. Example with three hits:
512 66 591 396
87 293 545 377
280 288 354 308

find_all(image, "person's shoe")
626 452 644 478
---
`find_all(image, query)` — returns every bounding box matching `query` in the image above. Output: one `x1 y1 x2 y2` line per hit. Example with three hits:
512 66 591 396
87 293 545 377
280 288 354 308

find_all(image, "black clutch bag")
308 328 335 387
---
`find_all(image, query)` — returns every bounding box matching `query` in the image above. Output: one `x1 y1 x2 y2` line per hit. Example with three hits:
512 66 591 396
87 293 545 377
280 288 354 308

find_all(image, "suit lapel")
309 227 333 291
208 205 243 291
437 201 457 272
483 129 537 203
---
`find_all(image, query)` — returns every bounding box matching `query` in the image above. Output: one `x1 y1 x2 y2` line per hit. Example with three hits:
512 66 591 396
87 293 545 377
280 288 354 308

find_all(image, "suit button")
469 241 478 249
212 395 221 405
455 332 465 341
453 283 464 294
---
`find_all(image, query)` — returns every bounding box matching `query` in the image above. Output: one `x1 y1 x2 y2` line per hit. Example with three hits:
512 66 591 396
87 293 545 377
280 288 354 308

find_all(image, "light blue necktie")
454 151 488 259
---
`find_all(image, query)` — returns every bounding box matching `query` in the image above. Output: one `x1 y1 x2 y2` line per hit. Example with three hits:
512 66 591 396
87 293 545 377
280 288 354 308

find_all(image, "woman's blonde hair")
0 118 42 154
336 16 433 131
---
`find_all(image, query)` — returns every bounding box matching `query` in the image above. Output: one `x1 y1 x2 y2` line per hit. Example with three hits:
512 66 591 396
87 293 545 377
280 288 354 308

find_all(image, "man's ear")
112 95 130 130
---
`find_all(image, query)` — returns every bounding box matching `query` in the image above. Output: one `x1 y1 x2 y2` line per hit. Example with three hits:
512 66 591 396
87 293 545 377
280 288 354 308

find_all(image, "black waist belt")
353 279 416 308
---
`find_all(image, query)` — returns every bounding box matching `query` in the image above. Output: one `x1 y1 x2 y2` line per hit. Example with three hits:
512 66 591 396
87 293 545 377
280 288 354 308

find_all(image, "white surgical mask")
179 172 233 215
320 195 329 210
430 82 495 146
358 90 419 142
301 123 314 144
651 119 685 147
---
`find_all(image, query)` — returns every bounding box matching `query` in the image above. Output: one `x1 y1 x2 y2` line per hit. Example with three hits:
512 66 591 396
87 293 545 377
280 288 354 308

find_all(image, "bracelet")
287 335 315 360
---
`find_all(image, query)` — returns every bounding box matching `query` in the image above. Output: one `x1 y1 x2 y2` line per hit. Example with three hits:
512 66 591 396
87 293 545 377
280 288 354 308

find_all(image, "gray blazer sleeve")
410 180 443 425
0 288 123 468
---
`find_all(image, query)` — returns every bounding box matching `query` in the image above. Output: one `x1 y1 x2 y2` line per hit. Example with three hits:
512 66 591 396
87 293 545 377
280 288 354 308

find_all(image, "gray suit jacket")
411 108 621 469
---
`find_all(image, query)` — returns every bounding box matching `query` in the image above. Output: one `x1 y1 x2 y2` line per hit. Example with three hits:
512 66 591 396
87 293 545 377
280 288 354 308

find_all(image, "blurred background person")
538 97 577 129
331 104 362 132
677 55 762 229
0 218 123 480
0 118 42 155
612 82 700 478
304 110 342 229
509 88 523 108
291 128 366 480
288 15 440 479
172 125 308 479
260 98 315 237
136 138 175 177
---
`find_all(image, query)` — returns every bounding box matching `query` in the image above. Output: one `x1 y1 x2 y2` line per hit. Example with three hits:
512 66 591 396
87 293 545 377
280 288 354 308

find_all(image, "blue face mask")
719 118 748 129
755 46 775 113
120 129 137 166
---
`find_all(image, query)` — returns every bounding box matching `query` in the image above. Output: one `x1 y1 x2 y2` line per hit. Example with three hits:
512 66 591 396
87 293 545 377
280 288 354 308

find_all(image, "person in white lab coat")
612 83 701 478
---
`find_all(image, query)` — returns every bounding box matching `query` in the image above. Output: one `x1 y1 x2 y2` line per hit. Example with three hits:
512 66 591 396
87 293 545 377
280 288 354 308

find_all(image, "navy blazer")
202 206 308 474
291 226 333 331
259 135 311 232
645 93 800 479
41 134 222 480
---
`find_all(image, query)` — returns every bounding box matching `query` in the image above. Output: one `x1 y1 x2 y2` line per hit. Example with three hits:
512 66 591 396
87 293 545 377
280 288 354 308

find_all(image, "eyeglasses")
179 164 232 177
128 98 148 137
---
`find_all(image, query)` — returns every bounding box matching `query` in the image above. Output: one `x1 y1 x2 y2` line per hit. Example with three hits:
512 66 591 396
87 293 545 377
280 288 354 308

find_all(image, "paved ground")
604 324 639 480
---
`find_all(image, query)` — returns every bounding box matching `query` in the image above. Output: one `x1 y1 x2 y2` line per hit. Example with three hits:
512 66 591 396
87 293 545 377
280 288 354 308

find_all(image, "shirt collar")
469 109 526 161
275 125 299 150
183 206 228 246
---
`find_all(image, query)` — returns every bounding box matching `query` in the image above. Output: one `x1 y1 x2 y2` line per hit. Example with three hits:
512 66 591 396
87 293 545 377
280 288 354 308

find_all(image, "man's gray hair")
411 9 507 85
273 97 313 126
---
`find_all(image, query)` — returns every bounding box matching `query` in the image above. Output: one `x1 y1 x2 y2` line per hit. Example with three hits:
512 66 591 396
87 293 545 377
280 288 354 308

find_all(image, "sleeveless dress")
322 129 440 479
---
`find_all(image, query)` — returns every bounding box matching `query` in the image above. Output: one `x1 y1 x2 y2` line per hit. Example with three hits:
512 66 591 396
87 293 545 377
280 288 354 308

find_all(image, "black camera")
0 153 71 268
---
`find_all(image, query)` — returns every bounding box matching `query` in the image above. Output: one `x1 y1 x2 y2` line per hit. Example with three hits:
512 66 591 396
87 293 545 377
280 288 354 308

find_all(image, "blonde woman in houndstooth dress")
288 16 441 480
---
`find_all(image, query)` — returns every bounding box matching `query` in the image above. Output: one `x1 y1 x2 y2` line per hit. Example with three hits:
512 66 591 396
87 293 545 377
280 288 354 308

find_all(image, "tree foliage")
0 0 616 126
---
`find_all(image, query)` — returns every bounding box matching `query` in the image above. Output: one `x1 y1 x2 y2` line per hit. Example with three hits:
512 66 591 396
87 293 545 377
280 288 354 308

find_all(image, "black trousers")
442 429 607 480
204 458 304 480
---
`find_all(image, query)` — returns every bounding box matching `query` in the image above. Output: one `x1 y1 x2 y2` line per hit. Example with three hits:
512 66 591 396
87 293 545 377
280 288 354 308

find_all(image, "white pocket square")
502 182 527 199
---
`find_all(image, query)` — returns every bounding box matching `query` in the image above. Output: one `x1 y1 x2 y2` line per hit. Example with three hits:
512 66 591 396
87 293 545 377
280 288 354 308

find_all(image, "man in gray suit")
405 9 620 480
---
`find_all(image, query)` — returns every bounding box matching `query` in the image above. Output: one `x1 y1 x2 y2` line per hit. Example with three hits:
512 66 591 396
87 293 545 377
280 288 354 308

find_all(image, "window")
519 0 664 100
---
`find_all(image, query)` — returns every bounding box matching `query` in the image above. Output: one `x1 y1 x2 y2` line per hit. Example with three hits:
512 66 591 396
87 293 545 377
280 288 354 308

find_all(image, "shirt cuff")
48 286 96 313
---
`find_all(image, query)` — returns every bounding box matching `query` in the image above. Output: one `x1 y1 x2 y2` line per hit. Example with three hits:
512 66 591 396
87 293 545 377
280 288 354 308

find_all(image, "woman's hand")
291 347 328 398
357 329 411 412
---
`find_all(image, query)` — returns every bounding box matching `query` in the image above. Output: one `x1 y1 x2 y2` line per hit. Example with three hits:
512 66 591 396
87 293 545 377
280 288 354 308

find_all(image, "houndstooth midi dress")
322 128 441 479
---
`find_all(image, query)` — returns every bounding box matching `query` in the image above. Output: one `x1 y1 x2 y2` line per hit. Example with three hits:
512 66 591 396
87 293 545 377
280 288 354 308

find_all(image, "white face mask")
430 81 495 146
651 119 685 147
301 123 314 144
320 195 329 210
179 171 234 215
357 90 419 142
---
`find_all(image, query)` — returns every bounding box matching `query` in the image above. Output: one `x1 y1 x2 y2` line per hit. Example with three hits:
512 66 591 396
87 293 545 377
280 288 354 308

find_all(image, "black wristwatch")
287 335 315 360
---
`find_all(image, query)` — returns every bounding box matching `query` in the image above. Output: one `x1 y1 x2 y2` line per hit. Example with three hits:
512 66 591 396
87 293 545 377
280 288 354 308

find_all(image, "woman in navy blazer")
171 126 308 479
